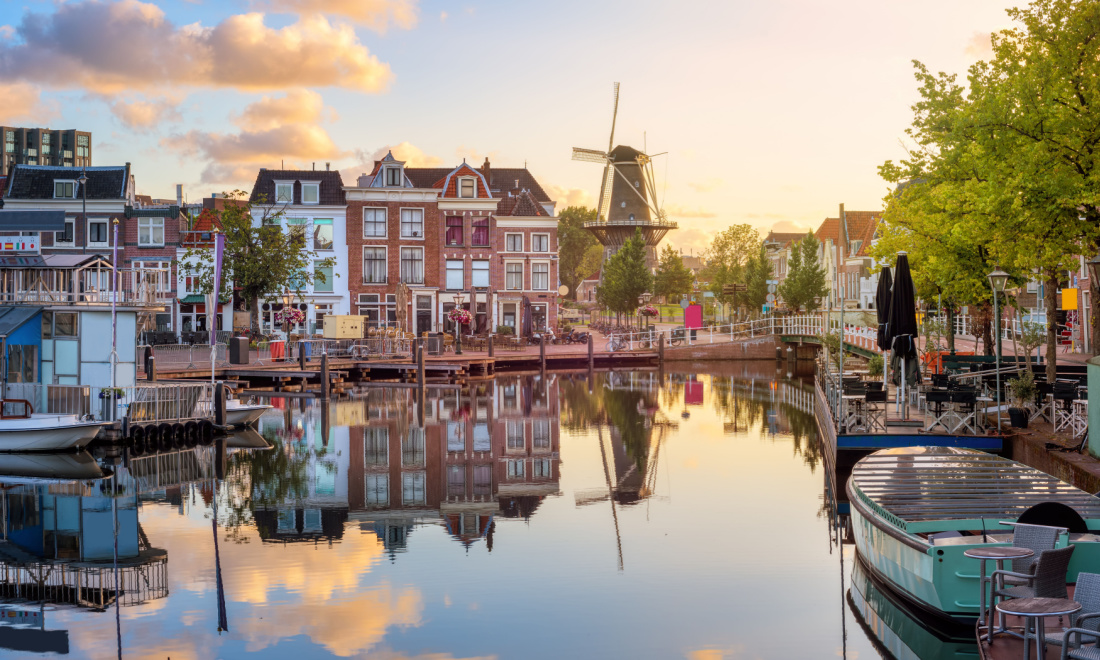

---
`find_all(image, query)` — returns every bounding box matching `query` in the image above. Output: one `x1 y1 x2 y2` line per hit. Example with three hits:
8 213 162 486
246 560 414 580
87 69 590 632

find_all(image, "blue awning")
0 210 67 231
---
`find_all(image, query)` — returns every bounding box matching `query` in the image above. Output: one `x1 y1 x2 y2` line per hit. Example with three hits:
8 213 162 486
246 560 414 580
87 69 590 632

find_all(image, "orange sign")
1062 288 1078 311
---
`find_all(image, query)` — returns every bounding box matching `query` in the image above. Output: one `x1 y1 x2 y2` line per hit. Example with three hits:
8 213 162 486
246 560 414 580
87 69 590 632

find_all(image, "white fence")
5 382 214 423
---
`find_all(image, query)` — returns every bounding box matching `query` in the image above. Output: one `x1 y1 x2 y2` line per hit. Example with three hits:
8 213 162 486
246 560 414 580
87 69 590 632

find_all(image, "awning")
179 294 229 304
0 210 67 231
0 306 44 337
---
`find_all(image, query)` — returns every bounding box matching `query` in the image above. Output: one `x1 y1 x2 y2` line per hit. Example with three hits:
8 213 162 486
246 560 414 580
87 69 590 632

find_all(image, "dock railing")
5 382 214 423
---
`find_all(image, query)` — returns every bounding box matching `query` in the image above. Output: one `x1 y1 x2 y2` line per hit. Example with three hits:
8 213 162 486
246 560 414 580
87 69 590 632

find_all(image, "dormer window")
54 180 76 198
459 177 476 198
275 182 293 203
385 167 402 186
301 182 319 204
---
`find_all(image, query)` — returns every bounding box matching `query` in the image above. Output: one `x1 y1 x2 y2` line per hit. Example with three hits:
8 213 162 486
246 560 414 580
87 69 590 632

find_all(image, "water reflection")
0 367 894 659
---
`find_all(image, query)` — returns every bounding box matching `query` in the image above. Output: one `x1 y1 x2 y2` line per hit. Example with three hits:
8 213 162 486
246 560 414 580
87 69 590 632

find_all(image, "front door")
416 296 432 335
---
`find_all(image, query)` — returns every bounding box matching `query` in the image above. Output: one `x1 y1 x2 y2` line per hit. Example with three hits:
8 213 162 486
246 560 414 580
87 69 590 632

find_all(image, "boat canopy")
850 447 1100 532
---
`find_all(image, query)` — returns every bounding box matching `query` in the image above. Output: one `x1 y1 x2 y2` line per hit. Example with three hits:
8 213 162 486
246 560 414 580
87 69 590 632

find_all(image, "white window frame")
458 176 476 198
532 261 550 291
385 167 403 187
363 207 387 238
362 246 388 285
274 181 294 203
87 217 109 248
55 218 75 247
505 233 523 252
400 207 424 239
53 180 76 199
532 233 550 252
314 260 334 293
505 261 524 291
301 182 320 205
132 260 171 294
472 260 490 288
137 217 164 247
400 246 425 285
446 260 464 290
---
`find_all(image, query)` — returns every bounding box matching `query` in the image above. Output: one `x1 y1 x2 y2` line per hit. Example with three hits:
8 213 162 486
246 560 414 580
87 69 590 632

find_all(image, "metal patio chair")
1054 382 1080 433
950 389 978 434
992 545 1075 638
924 390 954 432
1044 572 1100 659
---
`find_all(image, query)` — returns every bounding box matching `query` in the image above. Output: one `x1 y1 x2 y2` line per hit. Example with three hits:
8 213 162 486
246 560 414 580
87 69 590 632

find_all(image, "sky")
0 0 1017 254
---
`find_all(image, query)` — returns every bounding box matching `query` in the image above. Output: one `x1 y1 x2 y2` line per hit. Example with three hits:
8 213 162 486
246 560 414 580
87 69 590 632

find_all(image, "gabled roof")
582 268 601 282
763 231 805 248
435 163 492 199
364 151 415 188
248 169 345 205
815 218 841 244
6 164 129 200
496 190 549 217
843 210 882 257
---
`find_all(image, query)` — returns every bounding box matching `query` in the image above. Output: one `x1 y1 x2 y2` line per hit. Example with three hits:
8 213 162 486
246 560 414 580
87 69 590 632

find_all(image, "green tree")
701 224 760 305
181 190 336 333
557 206 600 300
597 229 652 322
652 244 695 302
743 242 773 311
779 232 828 312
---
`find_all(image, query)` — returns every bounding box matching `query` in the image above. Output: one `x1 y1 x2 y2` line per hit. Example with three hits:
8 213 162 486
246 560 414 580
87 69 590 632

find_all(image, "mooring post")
487 333 495 358
147 356 157 382
214 382 226 427
540 334 546 372
215 437 227 480
776 345 782 362
320 353 330 399
417 338 426 391
588 335 594 369
659 334 665 364
299 341 307 370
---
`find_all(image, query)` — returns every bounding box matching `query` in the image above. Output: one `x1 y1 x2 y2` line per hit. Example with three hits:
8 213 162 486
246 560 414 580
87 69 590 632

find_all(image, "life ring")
200 420 214 445
184 421 199 447
158 423 175 451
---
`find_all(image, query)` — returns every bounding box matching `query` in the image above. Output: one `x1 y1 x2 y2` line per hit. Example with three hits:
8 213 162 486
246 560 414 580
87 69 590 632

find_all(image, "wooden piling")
540 334 546 372
487 334 494 358
417 338 426 392
214 382 226 426
147 356 157 382
320 353 330 399
588 336 594 369
658 334 665 364
299 342 307 370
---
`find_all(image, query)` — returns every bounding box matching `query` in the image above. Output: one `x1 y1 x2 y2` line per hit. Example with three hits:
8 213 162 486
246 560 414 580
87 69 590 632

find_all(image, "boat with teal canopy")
847 446 1100 622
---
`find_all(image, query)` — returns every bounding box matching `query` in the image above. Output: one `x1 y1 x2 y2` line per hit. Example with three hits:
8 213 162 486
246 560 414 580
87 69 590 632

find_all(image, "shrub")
495 325 514 335
867 354 884 378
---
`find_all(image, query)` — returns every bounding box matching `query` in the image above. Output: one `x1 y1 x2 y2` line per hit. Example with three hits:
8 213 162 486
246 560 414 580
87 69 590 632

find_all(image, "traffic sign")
766 293 776 303
680 297 689 309
767 284 777 294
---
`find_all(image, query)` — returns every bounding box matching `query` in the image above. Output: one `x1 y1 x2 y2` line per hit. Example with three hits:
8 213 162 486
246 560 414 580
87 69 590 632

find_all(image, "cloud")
0 2 393 93
107 96 182 130
544 185 594 209
455 145 502 165
769 220 812 233
233 89 330 130
175 124 346 165
440 10 448 21
0 82 57 123
256 0 418 32
687 178 723 193
965 31 993 58
666 227 713 255
666 204 717 219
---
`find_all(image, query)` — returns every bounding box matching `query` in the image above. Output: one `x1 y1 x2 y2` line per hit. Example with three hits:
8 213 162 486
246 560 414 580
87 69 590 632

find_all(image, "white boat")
0 451 107 480
0 400 105 452
225 397 273 427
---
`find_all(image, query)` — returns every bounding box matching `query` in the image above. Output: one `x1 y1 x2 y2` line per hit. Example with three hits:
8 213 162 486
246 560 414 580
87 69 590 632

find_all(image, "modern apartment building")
1 127 92 175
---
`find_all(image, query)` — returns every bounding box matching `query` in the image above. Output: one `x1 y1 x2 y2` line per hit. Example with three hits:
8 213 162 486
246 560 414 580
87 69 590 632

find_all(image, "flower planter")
1008 407 1029 429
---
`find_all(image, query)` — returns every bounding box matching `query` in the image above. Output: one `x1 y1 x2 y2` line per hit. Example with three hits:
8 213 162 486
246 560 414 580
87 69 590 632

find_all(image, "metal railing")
5 382 214 423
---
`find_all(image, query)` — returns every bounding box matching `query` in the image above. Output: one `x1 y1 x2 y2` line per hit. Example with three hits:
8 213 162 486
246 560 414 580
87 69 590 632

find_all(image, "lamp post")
281 289 294 361
453 293 465 355
988 267 1010 431
639 292 652 332
77 168 88 255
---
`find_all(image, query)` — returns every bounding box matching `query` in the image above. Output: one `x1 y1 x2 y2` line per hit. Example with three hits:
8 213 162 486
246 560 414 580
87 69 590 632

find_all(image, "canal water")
0 364 915 659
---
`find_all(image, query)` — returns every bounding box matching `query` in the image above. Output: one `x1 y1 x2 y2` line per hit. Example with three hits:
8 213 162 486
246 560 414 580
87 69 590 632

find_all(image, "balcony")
0 255 171 307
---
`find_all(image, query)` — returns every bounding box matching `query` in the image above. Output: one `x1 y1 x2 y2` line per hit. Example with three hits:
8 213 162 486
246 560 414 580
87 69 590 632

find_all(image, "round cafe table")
964 546 1035 638
994 597 1080 660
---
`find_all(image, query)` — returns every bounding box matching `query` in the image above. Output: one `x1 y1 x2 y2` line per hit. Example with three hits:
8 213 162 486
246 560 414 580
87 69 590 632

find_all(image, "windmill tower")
572 83 677 269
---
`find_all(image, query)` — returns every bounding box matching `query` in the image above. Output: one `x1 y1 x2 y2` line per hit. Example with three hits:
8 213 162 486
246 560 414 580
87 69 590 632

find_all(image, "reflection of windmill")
572 82 677 268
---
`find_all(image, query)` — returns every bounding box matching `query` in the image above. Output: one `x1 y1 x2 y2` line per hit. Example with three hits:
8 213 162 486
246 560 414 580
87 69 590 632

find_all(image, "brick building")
1 127 92 175
345 153 558 334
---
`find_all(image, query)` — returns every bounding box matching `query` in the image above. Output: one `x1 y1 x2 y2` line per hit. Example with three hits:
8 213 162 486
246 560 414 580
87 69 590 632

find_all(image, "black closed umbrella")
887 253 920 415
875 266 893 351
521 296 533 338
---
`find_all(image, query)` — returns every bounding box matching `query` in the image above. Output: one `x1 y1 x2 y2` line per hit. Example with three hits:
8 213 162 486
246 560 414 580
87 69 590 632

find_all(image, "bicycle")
606 334 628 352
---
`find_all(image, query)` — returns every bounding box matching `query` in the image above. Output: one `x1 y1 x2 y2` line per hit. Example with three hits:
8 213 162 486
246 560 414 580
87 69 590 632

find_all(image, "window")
459 177 476 198
532 263 549 290
133 261 170 293
55 219 74 245
507 460 525 479
138 217 164 246
314 262 334 293
275 183 293 202
403 428 426 467
41 134 49 145
357 293 397 327
532 234 549 252
447 422 464 452
313 218 333 250
505 233 523 252
385 167 402 186
400 208 423 238
365 428 389 466
533 459 552 478
446 260 464 290
506 263 523 290
53 181 75 198
533 419 551 449
88 219 108 245
472 260 489 287
301 183 319 204
446 216 463 245
363 208 387 237
362 247 387 284
54 312 78 337
402 472 426 505
472 216 489 246
366 474 388 507
506 420 524 449
7 345 36 384
400 247 424 284
285 217 307 243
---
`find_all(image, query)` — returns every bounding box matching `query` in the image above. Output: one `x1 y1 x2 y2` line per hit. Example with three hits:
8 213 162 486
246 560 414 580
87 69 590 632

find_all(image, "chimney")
312 162 315 171
481 157 491 183
176 184 183 207
325 162 330 171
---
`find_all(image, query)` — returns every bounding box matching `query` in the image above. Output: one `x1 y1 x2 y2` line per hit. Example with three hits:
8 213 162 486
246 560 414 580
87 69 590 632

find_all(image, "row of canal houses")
0 154 560 394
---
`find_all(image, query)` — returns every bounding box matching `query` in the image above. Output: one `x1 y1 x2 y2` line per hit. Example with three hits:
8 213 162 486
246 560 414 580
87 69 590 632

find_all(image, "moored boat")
847 446 1100 623
0 399 106 452
225 397 272 427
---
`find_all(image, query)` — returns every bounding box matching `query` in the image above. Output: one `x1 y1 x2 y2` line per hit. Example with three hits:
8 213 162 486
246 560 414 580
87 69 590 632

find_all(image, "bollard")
214 382 226 426
658 334 665 364
300 341 307 370
147 355 157 382
775 345 782 362
320 353 330 399
588 336 594 369
487 334 494 358
540 334 546 372
417 338 426 391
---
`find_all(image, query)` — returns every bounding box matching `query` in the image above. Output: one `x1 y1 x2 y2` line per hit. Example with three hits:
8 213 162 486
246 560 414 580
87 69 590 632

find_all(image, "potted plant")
867 354 884 378
1006 369 1036 429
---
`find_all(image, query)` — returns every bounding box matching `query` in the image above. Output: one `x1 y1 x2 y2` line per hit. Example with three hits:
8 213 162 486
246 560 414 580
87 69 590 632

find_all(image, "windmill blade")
598 164 615 221
572 147 609 164
607 82 620 154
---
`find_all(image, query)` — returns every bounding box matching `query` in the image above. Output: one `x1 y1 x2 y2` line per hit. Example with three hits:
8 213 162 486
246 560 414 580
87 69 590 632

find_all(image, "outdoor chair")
841 383 867 431
1054 383 1079 433
992 544 1075 637
863 390 888 432
950 389 978 434
443 334 454 353
924 390 954 432
1033 381 1056 423
1038 572 1100 659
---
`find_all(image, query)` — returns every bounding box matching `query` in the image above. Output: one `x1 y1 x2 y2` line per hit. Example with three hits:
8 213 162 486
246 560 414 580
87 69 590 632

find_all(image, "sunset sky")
0 0 1016 253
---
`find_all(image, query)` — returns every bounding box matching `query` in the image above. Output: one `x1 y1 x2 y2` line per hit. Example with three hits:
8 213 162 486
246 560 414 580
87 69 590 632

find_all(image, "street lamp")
281 289 295 361
453 293 465 355
77 169 88 255
988 267 1010 431
639 292 652 331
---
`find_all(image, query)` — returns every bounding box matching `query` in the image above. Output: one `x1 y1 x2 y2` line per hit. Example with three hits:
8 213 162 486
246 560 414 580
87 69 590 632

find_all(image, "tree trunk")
980 316 994 357
1044 269 1058 382
946 305 956 353
250 294 260 336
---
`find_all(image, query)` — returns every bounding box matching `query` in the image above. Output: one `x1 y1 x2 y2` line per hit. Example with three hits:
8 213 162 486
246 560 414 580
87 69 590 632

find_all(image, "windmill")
572 82 677 267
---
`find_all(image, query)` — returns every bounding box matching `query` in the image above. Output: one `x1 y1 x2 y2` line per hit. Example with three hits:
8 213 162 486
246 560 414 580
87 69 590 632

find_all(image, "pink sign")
684 304 703 329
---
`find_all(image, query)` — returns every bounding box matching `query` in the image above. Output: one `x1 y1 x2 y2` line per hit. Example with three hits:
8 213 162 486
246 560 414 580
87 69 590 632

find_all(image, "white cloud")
0 82 57 123
107 96 182 130
232 90 330 130
965 31 993 58
255 0 418 33
544 184 594 210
